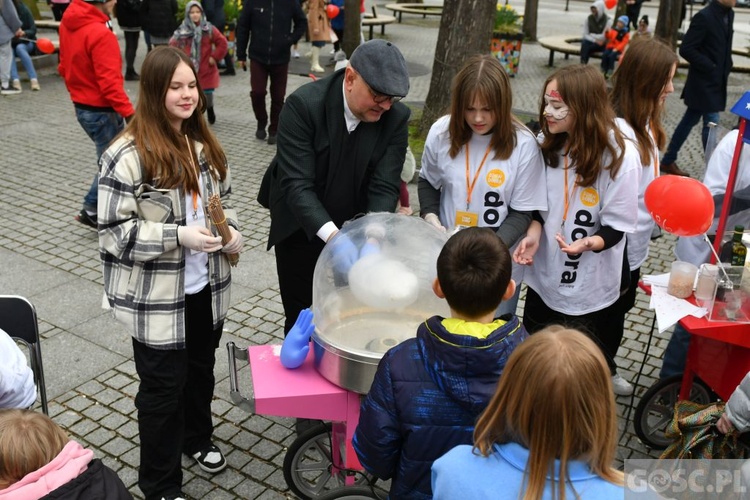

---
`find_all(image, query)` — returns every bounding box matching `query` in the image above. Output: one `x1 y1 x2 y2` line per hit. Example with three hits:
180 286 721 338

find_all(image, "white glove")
177 226 223 253
221 226 244 254
423 213 446 232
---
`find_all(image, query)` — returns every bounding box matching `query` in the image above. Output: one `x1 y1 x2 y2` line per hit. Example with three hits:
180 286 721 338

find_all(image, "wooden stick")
208 193 240 267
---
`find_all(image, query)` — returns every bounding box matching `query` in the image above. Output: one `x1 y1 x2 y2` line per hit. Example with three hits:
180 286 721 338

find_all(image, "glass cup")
694 263 719 306
667 261 698 299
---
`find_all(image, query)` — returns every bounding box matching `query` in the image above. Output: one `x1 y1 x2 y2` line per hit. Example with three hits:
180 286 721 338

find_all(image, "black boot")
125 69 139 81
207 107 216 124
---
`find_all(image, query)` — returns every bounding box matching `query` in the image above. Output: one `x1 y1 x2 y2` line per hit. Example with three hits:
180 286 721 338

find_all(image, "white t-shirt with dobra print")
420 115 548 285
524 134 640 315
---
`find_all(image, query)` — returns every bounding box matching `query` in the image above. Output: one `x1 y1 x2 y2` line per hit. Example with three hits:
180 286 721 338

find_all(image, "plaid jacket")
98 135 238 349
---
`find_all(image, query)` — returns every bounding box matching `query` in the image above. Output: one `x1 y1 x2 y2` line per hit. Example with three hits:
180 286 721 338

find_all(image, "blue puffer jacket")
352 314 528 499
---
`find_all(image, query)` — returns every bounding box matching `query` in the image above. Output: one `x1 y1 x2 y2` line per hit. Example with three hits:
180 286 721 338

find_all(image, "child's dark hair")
436 227 511 317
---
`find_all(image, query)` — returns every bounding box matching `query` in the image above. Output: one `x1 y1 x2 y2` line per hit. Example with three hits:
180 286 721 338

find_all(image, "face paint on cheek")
543 102 570 121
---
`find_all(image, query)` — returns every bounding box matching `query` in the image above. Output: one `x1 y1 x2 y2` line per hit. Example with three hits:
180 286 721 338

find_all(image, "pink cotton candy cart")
226 214 448 498
227 342 388 500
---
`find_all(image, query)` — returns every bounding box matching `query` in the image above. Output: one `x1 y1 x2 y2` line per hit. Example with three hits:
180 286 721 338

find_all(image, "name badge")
455 210 478 227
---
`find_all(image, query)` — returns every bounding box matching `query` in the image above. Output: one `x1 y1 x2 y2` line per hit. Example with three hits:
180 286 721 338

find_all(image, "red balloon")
644 175 715 237
326 4 340 18
36 38 55 55
604 0 617 8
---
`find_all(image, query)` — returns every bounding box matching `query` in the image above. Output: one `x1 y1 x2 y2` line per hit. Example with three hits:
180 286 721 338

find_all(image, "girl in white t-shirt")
419 55 547 316
513 65 639 390
606 39 678 395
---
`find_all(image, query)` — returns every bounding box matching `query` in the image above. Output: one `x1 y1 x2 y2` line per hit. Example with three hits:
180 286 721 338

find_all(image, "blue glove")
359 239 380 259
329 233 359 275
280 308 315 369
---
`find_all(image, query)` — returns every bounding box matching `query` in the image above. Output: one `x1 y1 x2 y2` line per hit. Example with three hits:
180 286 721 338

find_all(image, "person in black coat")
116 0 141 80
235 0 306 143
139 0 177 45
202 0 234 75
257 40 410 335
660 0 734 177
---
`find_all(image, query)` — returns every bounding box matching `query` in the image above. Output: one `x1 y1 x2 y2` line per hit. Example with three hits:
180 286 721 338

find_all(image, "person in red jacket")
600 15 629 79
169 1 227 125
58 0 135 230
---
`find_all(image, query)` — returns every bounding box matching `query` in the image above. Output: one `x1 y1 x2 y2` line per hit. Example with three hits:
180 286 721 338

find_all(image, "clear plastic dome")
311 213 449 392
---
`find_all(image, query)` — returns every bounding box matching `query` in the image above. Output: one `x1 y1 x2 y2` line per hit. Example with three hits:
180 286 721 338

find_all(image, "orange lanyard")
464 142 493 210
185 134 201 220
561 155 578 231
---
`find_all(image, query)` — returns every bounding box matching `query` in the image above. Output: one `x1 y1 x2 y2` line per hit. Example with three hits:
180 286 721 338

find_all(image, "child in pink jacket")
170 1 228 124
0 409 131 499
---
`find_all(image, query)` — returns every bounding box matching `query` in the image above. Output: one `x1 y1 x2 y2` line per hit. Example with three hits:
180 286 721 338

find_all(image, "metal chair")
0 295 48 414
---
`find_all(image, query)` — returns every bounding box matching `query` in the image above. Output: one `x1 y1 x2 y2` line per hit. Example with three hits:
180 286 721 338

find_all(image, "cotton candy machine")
312 213 449 393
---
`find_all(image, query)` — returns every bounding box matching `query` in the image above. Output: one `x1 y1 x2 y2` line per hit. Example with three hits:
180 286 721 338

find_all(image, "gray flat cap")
349 40 410 97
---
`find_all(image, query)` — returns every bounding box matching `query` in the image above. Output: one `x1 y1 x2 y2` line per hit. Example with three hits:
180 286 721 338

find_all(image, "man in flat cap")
258 39 410 336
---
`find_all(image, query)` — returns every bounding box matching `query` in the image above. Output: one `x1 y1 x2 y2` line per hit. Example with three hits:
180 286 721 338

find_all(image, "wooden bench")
384 3 443 23
538 35 750 74
361 6 396 39
35 19 61 31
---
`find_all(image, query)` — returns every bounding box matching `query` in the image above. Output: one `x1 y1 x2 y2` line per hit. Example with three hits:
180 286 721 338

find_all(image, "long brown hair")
538 65 626 186
610 38 678 166
125 46 227 193
448 55 525 160
473 327 623 500
0 409 70 490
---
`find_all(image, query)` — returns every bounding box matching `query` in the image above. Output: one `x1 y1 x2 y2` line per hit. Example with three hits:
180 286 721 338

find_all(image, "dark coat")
259 69 410 249
679 0 734 112
139 0 178 38
201 0 225 29
352 315 528 499
116 0 141 30
11 1 35 47
234 0 306 65
40 459 133 499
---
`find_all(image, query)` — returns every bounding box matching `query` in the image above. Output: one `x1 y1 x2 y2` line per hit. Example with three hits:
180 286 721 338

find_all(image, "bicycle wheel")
634 374 712 449
283 422 374 499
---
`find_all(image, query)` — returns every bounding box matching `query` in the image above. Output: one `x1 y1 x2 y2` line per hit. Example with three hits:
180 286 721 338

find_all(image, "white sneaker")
612 373 634 396
0 85 21 95
11 79 21 91
292 49 300 58
30 79 40 91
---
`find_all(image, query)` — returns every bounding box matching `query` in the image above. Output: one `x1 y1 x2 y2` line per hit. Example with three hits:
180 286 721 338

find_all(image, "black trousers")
132 285 223 500
275 229 325 335
124 31 140 72
522 287 621 374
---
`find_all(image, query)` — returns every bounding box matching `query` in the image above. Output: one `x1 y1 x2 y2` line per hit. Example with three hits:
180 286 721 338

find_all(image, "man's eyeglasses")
361 77 403 104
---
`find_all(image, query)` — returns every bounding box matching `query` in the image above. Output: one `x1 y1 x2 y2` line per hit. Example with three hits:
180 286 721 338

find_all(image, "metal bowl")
312 308 428 393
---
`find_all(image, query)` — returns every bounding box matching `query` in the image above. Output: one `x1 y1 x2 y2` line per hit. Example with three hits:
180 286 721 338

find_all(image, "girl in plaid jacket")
98 46 243 500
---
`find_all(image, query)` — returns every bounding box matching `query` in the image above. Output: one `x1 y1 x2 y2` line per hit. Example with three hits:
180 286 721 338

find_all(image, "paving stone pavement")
1 0 749 498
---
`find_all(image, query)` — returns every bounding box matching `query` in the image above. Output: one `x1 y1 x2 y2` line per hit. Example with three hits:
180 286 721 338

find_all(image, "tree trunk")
522 0 538 41
655 0 684 48
419 0 496 136
342 0 361 57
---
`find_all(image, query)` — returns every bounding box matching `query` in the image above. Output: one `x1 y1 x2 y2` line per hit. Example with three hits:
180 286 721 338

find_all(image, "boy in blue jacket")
352 227 528 499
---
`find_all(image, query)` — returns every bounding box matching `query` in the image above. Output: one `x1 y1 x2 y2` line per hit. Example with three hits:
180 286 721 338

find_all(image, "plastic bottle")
720 225 747 289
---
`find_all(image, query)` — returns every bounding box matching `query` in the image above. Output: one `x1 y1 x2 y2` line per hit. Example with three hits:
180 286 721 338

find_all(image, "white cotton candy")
348 254 420 311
